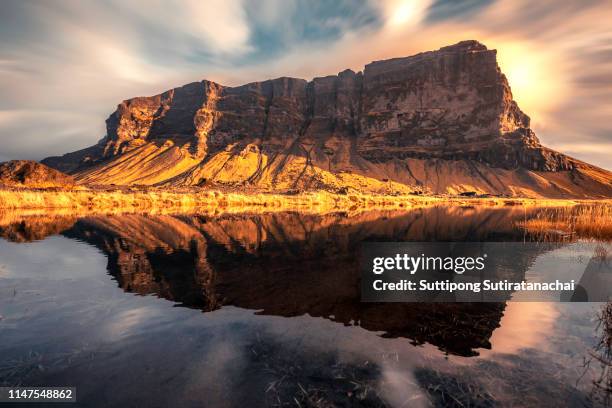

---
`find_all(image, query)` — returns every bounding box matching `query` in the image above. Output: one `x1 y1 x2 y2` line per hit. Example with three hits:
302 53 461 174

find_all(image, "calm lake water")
0 205 610 407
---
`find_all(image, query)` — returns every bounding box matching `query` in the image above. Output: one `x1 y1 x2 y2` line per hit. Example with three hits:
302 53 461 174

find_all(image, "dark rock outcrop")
0 160 75 188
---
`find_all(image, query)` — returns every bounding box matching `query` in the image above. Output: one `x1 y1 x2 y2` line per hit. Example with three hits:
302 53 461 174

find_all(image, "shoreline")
0 187 604 216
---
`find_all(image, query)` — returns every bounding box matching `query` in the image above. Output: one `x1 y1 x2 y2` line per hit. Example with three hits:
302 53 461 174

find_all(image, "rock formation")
43 40 612 198
0 160 75 188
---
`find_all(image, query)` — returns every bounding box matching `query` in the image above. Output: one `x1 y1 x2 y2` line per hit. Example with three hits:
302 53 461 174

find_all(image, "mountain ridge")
42 40 612 198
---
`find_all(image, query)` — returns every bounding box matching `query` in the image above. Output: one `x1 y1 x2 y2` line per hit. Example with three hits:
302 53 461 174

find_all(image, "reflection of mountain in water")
0 214 77 242
1 206 554 356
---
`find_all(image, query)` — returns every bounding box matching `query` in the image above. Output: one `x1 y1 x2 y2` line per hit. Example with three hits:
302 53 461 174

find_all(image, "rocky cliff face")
42 40 612 198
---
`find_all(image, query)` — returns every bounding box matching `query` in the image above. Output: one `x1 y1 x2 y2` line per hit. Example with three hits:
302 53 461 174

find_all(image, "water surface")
0 206 609 407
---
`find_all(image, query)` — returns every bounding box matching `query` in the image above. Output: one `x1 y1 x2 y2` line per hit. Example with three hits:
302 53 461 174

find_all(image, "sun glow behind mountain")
494 41 569 126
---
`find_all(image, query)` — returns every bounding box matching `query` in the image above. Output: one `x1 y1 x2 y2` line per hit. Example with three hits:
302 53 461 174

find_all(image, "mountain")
42 40 612 198
0 160 75 188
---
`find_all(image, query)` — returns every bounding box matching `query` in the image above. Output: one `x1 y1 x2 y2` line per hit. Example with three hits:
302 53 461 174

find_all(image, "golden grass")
0 186 600 218
0 187 435 213
517 204 612 240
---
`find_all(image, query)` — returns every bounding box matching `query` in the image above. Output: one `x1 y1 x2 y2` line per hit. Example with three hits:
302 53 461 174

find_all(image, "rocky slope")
43 40 612 198
0 160 75 188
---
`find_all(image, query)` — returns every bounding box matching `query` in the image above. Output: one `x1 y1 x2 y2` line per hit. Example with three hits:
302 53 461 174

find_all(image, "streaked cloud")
0 0 610 169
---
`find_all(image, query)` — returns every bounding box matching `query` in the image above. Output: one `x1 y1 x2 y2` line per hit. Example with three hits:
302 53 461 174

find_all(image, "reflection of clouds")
379 366 429 408
0 236 106 280
487 302 559 354
485 244 602 353
106 308 148 339
528 243 609 300
104 307 158 340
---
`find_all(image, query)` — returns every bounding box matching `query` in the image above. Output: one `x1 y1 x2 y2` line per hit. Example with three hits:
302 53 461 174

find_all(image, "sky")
0 0 611 169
